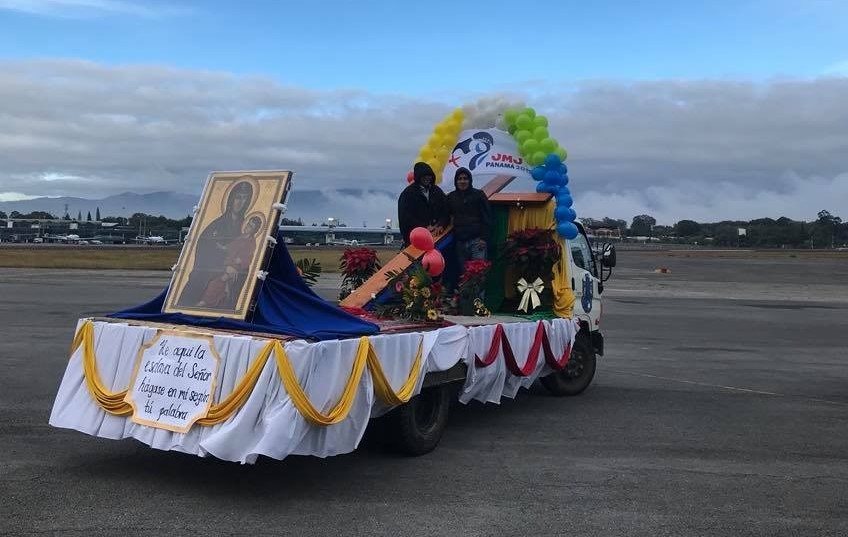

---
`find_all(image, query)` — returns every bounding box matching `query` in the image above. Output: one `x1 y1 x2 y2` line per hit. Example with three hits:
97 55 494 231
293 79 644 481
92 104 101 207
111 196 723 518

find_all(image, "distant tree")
76 210 82 221
86 211 92 221
600 217 627 233
630 214 656 237
0 211 6 219
652 225 673 238
280 217 303 226
579 217 602 229
814 209 842 248
713 223 740 246
674 219 701 237
24 211 56 219
10 211 22 218
95 207 101 221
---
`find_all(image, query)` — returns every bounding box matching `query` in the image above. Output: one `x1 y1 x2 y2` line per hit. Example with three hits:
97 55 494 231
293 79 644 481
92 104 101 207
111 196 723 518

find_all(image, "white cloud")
1 59 847 224
0 0 185 17
0 192 39 202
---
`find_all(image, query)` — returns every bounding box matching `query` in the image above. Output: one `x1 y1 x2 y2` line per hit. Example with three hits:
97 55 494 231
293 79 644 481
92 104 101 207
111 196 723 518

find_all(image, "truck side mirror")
601 243 617 268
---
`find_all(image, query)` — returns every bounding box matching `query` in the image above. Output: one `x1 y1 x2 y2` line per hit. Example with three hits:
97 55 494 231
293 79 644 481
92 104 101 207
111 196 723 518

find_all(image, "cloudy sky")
1 0 847 225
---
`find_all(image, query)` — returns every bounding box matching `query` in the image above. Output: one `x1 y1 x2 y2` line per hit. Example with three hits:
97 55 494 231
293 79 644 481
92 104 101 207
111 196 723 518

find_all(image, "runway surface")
1 250 846 536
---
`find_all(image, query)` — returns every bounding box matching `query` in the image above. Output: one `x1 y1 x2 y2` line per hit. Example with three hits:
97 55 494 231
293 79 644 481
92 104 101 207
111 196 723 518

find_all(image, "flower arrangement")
449 259 492 316
378 265 444 322
503 228 562 280
294 258 322 287
339 247 381 300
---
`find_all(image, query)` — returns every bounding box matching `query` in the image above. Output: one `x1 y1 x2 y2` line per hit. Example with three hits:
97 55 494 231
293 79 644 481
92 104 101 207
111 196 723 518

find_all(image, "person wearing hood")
447 167 492 267
398 162 450 246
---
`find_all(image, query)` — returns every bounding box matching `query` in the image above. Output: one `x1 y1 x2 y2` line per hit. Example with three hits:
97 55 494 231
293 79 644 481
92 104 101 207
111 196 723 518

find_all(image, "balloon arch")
407 101 578 240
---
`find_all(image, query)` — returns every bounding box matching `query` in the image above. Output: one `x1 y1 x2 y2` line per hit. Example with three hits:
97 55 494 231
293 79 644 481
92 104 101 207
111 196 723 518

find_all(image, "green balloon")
533 126 549 140
504 108 519 126
533 115 548 128
515 129 532 144
556 147 567 161
523 107 536 119
508 123 517 135
516 114 532 130
532 151 547 166
540 137 557 153
521 138 539 155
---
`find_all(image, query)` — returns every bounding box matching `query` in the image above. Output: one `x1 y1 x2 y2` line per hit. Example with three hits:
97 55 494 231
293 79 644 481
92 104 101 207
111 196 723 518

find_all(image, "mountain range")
0 189 400 225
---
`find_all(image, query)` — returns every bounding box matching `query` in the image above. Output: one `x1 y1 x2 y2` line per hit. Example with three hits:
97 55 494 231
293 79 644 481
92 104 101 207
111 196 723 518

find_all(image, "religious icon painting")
162 171 293 320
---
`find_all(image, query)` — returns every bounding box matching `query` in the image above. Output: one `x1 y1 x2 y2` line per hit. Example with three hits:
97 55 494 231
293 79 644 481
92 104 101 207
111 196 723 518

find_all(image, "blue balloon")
544 170 560 184
560 163 568 175
531 166 546 181
561 173 569 186
557 221 579 239
556 190 573 207
545 154 562 169
554 205 570 221
565 207 577 221
535 182 550 193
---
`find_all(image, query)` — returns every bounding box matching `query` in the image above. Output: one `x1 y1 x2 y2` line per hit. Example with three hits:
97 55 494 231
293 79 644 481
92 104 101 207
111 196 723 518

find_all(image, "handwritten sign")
125 331 220 433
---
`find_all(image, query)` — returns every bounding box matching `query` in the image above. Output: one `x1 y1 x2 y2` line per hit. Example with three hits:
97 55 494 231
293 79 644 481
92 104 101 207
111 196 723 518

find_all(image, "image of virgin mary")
176 180 255 309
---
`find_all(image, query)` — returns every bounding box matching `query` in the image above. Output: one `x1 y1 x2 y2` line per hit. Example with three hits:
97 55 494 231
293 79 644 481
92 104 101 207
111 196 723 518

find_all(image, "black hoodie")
447 167 492 242
397 162 450 245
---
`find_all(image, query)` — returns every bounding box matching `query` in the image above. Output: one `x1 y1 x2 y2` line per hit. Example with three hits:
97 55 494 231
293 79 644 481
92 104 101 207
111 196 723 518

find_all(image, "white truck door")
566 230 602 329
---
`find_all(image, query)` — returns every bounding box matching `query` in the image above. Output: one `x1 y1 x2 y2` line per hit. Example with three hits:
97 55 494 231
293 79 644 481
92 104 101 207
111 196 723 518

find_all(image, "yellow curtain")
70 321 423 428
507 200 575 318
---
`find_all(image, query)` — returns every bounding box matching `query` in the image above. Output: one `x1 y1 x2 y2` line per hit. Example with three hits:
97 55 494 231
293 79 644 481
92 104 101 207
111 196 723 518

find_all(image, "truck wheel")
541 333 596 396
386 384 451 456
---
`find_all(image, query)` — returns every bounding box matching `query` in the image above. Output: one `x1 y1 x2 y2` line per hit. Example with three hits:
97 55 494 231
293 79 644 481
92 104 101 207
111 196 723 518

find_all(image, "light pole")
326 217 336 245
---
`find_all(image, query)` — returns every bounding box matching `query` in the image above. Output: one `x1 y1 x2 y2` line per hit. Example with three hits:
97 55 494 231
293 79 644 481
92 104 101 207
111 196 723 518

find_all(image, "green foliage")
629 214 657 237
376 264 443 322
294 258 322 287
674 219 701 237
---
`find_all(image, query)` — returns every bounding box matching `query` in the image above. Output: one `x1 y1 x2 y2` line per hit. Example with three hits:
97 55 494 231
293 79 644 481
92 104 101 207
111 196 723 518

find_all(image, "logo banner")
441 128 532 184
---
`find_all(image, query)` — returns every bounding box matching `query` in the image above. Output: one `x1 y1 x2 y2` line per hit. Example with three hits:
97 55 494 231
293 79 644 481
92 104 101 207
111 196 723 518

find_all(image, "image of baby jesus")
197 215 264 309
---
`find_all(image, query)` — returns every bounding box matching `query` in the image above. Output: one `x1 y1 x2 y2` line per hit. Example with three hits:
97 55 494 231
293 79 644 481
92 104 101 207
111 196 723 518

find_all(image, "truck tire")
386 384 451 456
540 332 596 396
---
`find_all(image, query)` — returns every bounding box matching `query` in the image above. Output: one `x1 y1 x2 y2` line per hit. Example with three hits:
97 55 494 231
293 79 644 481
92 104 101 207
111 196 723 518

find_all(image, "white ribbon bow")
516 277 544 312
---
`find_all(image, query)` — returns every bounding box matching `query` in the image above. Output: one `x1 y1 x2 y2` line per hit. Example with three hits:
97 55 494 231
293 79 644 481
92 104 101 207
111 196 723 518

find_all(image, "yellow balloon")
436 147 449 161
426 157 440 171
452 108 464 121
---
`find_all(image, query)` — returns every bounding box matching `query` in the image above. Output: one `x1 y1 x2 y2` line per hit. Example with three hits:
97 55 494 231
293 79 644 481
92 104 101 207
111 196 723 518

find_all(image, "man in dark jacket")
398 162 450 246
447 167 492 267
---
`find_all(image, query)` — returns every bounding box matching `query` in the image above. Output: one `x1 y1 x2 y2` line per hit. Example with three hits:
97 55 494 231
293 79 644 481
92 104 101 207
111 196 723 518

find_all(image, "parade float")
49 102 616 463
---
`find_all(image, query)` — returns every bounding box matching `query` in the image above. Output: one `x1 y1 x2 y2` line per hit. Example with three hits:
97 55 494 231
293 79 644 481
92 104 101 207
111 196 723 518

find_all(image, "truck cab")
566 221 616 356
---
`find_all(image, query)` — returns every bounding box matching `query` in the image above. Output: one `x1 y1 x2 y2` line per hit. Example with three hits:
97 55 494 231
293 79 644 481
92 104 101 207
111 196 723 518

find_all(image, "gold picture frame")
162 170 293 319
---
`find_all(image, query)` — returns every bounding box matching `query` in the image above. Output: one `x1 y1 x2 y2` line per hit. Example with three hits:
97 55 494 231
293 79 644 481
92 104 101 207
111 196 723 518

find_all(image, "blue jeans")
456 238 487 267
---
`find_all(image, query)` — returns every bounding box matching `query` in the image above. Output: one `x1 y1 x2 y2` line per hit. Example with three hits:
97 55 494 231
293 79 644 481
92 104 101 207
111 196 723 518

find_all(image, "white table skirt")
50 317 579 463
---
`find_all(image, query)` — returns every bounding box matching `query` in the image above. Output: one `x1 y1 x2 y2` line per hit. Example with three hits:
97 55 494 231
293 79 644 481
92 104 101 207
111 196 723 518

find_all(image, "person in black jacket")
447 167 492 268
398 162 450 246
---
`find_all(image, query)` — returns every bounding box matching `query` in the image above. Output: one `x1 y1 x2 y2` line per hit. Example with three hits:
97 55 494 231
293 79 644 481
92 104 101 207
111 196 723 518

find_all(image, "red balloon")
406 170 415 184
422 249 445 277
410 227 434 251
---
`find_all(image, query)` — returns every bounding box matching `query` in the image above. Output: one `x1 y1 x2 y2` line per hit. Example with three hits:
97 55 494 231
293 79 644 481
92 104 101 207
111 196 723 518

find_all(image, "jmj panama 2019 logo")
450 131 494 171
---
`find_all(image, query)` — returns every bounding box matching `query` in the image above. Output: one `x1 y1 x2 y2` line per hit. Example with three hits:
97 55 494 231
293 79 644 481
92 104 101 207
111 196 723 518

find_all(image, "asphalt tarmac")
1 250 846 536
